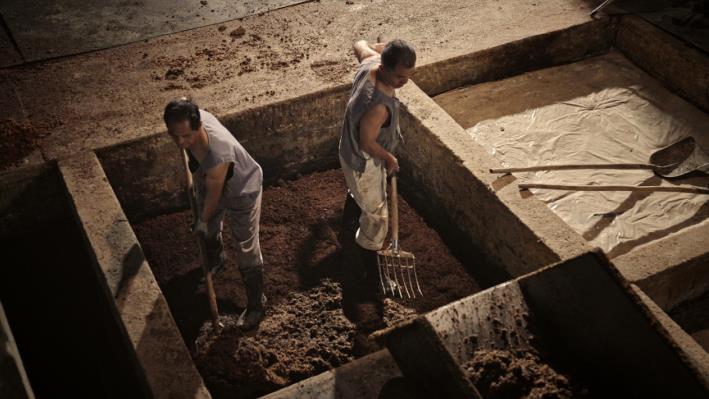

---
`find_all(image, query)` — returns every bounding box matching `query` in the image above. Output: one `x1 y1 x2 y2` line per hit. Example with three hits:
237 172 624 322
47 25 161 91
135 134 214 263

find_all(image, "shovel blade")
651 137 709 178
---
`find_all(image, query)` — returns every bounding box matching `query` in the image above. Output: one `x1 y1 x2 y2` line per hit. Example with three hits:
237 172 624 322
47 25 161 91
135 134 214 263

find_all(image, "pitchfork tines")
376 175 423 298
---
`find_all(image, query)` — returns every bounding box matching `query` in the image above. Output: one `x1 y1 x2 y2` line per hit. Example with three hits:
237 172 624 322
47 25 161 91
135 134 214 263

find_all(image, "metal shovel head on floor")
489 136 709 179
377 175 423 299
649 136 709 178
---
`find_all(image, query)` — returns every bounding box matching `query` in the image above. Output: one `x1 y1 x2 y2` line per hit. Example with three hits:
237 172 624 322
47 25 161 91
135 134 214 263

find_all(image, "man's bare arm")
201 162 230 223
353 40 386 63
359 104 399 174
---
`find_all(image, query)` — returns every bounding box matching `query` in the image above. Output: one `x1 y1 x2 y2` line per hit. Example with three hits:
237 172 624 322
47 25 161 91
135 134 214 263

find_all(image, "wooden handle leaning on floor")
390 175 399 247
490 163 658 173
518 182 709 195
181 149 222 330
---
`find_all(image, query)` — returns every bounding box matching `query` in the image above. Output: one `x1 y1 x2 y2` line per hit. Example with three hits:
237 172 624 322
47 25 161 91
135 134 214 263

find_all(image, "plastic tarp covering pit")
469 57 709 257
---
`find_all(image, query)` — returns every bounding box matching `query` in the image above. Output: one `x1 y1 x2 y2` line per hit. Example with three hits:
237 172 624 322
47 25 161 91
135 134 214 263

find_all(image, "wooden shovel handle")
519 182 709 194
390 175 399 245
490 163 657 173
181 149 221 329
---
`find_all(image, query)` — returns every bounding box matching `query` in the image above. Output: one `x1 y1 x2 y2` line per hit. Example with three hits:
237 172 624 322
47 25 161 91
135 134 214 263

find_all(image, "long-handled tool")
490 137 709 179
181 149 223 331
377 175 423 298
518 182 709 194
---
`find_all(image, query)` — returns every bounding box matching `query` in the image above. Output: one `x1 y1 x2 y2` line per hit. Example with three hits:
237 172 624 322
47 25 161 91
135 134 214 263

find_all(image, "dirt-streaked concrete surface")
0 0 596 170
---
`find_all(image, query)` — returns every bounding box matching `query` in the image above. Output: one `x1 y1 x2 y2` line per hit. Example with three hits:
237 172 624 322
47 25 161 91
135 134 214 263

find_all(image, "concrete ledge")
631 285 709 389
614 220 709 311
58 152 210 399
414 18 615 97
398 82 590 277
263 349 402 399
616 15 709 113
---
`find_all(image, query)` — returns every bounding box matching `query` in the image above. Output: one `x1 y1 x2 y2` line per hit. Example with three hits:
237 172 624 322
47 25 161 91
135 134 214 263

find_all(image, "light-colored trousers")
340 155 389 251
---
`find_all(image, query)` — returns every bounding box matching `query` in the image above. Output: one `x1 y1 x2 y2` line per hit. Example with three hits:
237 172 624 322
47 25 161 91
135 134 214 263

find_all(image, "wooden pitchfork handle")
181 149 222 331
390 175 400 252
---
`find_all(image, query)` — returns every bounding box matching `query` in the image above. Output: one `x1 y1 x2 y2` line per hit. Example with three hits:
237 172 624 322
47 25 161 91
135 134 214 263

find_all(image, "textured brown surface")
0 118 58 171
194 281 414 398
134 169 481 398
462 349 589 399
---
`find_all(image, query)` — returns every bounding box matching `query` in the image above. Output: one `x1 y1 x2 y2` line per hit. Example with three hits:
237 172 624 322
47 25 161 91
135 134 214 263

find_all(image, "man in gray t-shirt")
164 98 265 330
338 39 416 356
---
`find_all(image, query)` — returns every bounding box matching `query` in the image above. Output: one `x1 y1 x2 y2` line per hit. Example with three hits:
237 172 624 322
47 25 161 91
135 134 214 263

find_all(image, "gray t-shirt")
189 110 262 208
339 56 402 173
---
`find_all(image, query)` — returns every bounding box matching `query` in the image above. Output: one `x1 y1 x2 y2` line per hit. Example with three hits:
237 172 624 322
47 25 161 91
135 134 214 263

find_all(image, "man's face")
382 62 416 89
168 119 200 149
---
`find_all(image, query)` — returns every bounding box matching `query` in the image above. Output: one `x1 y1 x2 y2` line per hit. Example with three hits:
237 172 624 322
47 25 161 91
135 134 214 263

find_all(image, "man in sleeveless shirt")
164 98 266 330
338 39 416 356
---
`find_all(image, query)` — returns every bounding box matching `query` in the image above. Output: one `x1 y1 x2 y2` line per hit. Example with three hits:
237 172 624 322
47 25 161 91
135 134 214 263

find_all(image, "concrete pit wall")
98 85 349 222
413 18 615 97
611 15 709 311
0 163 152 398
59 152 211 399
616 16 709 114
392 17 617 278
376 251 709 398
397 82 591 278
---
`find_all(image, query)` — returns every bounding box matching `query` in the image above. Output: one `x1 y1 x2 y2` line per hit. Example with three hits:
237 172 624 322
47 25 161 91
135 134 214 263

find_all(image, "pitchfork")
377 175 423 298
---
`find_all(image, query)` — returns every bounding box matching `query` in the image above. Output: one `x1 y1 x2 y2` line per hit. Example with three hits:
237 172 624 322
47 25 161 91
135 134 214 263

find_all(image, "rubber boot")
238 266 266 331
351 246 385 359
352 301 385 358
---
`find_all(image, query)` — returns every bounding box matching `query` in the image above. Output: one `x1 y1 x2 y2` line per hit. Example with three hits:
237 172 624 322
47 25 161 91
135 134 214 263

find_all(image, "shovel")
490 137 709 179
377 175 423 298
181 149 223 331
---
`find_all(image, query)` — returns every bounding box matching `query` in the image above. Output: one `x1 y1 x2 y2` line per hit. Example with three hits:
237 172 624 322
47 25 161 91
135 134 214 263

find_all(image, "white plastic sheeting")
469 62 709 257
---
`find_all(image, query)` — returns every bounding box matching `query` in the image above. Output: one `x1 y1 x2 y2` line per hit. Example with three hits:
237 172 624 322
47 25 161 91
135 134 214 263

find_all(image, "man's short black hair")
164 97 200 131
381 40 416 70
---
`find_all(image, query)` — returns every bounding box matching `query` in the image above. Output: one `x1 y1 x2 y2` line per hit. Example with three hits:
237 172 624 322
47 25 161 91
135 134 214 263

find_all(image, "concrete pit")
130 168 487 398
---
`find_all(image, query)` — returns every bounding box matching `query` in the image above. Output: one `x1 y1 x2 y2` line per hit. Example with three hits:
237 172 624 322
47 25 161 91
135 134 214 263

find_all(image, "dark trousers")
340 193 385 333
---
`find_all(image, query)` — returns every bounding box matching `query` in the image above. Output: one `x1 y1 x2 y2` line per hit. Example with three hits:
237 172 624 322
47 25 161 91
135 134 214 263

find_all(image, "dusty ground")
0 0 594 166
462 349 590 399
134 168 481 398
0 118 59 170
